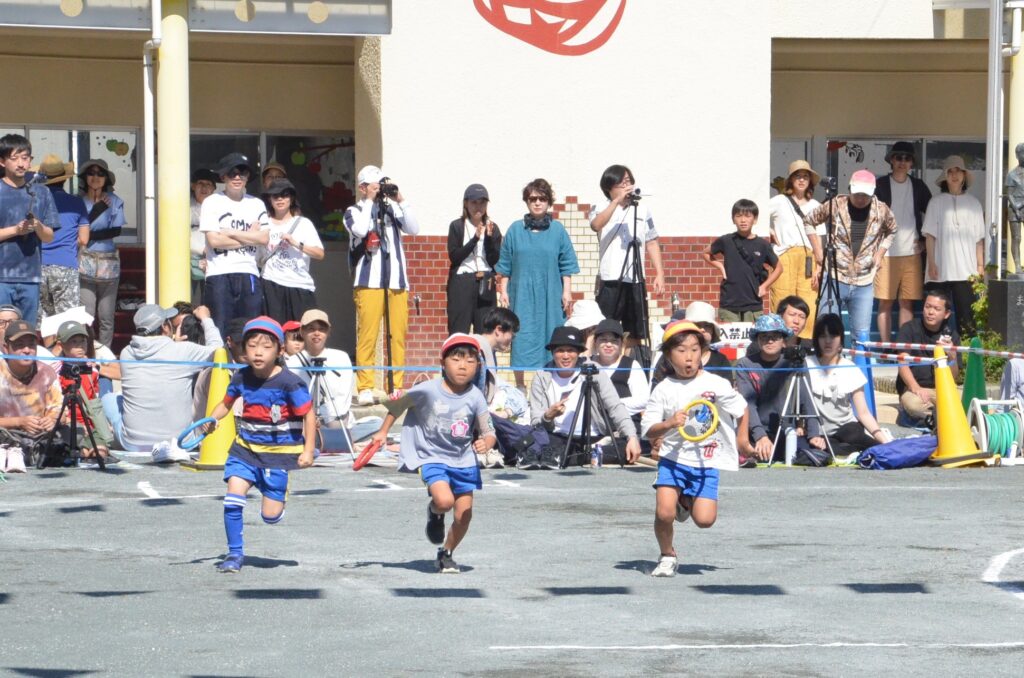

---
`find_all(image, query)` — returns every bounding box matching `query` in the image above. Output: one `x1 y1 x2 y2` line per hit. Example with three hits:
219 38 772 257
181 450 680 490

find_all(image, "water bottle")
785 427 797 466
591 444 603 468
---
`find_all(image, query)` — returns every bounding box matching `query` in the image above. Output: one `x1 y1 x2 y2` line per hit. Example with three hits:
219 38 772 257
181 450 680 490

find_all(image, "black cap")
3 319 37 344
191 168 218 184
263 178 297 196
226 317 248 345
463 183 489 201
593 318 624 338
885 141 916 163
545 326 586 352
217 153 254 177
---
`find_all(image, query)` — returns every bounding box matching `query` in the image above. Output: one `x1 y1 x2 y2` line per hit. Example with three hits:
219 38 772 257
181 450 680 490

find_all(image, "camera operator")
0 319 62 469
588 165 665 347
734 314 824 464
803 170 896 343
345 165 420 406
744 295 812 360
54 320 115 461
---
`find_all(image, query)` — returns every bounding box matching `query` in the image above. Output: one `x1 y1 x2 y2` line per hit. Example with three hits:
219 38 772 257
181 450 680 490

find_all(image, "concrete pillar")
156 0 191 305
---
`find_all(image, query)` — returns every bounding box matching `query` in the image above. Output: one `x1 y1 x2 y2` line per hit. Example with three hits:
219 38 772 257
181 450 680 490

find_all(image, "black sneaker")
437 548 459 574
425 504 445 545
517 450 541 470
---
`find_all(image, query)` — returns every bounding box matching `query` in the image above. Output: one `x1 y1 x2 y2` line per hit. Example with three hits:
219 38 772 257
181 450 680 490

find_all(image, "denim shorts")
653 458 719 500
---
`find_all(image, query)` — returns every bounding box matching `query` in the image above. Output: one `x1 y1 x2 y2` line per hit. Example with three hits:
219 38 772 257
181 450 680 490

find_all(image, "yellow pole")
1008 25 1024 274
156 0 192 305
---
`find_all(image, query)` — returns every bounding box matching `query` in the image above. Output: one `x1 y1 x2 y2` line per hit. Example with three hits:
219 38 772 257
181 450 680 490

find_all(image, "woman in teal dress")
495 178 580 389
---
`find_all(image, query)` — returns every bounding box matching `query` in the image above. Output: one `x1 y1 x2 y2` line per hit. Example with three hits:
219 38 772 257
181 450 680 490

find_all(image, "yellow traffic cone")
182 347 235 471
929 345 993 468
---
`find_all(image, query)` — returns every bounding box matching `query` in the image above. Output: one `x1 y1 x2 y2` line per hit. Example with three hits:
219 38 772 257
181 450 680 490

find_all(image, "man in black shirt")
895 289 958 424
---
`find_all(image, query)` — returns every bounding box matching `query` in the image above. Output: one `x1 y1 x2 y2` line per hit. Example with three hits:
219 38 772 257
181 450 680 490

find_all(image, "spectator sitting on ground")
591 318 650 453
41 306 121 385
528 326 640 468
103 303 222 451
175 313 206 344
745 295 813 359
805 313 892 454
895 288 958 427
735 313 824 465
283 321 304 357
0 319 62 469
54 320 116 461
287 309 381 446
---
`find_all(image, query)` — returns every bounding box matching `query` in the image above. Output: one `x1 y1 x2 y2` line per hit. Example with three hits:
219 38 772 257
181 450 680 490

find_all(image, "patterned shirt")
223 366 312 469
0 359 62 421
803 196 896 286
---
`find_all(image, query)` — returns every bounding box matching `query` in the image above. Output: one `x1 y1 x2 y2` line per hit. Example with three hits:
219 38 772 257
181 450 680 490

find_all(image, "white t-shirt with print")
588 200 658 282
767 194 820 257
262 216 323 291
887 178 918 257
548 372 595 436
641 371 747 471
200 192 270 277
804 356 867 434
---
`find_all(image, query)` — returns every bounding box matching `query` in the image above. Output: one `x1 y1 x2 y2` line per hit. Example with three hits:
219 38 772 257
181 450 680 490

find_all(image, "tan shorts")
875 254 923 301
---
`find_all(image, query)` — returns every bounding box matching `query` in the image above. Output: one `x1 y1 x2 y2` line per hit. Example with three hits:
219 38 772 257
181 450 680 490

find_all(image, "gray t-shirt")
389 378 493 471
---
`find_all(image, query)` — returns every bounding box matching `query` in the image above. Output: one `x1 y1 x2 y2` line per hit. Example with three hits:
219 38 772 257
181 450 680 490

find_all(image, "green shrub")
969 274 1009 384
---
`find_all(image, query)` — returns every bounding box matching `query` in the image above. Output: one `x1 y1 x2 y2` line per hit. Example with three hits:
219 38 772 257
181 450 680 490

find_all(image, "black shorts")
596 280 648 339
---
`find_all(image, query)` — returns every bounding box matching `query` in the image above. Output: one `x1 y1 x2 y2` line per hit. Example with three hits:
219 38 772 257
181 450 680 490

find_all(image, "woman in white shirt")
805 313 891 454
923 155 986 337
767 160 821 339
446 183 503 334
260 178 325 323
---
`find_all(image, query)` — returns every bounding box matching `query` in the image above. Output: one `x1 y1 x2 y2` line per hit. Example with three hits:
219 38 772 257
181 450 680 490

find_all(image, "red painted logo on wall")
474 0 626 56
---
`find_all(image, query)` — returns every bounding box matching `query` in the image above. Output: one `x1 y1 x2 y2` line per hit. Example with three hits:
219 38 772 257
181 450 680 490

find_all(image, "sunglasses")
84 170 106 177
891 154 913 162
225 169 249 179
758 333 786 343
527 195 549 203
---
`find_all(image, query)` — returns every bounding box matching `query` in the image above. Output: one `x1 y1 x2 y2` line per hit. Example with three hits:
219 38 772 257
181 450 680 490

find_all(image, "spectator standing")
345 165 420 405
767 160 820 339
446 183 502 334
0 134 58 326
0 319 62 467
923 155 986 337
78 159 125 346
588 165 665 346
495 178 580 390
704 199 782 323
261 179 324 323
190 168 218 305
804 170 896 342
37 155 88 322
895 289 958 426
874 142 932 343
201 153 270 336
261 161 287 190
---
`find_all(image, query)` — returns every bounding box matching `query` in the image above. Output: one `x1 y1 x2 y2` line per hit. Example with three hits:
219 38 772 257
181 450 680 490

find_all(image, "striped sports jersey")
223 366 312 470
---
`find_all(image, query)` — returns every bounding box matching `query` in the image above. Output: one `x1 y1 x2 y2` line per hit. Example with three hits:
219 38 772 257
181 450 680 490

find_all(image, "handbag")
79 249 120 281
784 195 814 278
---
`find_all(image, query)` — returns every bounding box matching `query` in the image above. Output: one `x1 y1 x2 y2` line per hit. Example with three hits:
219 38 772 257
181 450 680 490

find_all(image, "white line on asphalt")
355 479 406 492
136 481 161 498
489 479 520 487
982 547 1024 601
490 641 1024 651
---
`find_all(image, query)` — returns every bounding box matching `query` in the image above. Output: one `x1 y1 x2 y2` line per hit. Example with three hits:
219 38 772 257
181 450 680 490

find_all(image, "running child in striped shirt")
203 316 315 573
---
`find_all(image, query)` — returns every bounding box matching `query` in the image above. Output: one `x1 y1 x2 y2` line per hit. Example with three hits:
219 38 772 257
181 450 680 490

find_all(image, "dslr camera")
819 176 838 194
60 361 84 380
783 344 807 362
378 177 400 199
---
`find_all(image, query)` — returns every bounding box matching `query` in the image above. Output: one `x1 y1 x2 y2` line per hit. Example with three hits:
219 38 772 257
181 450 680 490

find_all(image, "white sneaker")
356 390 375 406
651 555 678 577
5 446 26 473
484 450 504 469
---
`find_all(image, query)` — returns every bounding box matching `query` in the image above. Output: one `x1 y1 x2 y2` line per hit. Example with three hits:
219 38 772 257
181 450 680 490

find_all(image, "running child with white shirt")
641 320 749 578
369 333 496 574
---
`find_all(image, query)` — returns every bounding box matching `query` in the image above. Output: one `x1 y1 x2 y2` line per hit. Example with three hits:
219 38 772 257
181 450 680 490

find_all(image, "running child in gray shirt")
370 333 496 573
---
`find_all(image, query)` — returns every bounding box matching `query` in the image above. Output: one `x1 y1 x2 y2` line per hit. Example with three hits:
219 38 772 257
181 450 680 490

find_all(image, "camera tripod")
768 365 835 467
302 354 355 460
815 180 843 321
612 193 652 372
39 365 105 470
559 363 626 469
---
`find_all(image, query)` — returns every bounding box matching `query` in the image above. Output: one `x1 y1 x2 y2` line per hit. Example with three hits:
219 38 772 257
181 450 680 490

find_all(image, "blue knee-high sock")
223 493 247 555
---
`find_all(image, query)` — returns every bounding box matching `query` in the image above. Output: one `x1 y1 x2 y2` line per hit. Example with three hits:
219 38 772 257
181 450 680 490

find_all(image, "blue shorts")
419 463 482 496
224 455 289 503
653 458 719 501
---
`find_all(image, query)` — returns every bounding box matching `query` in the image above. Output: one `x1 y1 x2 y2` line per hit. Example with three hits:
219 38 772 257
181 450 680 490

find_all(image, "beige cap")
300 309 331 328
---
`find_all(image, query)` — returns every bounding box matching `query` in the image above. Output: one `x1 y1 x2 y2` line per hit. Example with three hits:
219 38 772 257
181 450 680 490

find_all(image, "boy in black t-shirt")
895 289 958 425
704 200 782 322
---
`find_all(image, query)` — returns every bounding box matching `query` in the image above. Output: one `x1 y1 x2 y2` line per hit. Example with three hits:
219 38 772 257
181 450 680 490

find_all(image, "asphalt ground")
2 455 1024 677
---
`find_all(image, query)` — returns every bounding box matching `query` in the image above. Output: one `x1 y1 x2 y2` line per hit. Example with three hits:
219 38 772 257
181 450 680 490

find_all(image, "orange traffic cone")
929 345 993 468
182 347 235 471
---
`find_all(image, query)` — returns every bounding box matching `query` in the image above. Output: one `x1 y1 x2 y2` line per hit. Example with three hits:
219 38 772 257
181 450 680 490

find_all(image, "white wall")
376 0 772 237
769 0 935 39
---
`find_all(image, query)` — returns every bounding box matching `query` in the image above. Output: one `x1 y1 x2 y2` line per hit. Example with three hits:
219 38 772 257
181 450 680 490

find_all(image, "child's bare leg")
654 486 679 555
260 496 286 524
690 497 718 528
428 480 456 514
443 493 473 553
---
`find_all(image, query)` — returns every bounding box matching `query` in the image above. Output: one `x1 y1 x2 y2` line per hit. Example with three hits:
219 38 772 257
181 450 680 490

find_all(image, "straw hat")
35 154 74 186
786 159 821 187
936 155 974 189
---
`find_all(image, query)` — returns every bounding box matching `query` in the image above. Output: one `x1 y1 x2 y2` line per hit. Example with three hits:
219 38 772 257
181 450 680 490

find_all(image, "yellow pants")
769 246 816 340
354 287 409 393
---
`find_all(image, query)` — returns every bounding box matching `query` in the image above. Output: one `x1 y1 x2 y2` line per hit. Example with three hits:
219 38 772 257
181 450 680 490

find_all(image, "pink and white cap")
849 170 876 196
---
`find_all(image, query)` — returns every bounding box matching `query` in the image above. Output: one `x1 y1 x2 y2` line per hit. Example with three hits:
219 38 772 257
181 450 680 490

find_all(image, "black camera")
60 362 84 380
784 344 807 361
580 362 600 377
819 176 838 194
379 177 399 199
624 187 642 205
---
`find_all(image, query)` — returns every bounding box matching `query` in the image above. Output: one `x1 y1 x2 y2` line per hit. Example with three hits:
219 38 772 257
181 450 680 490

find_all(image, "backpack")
856 435 937 470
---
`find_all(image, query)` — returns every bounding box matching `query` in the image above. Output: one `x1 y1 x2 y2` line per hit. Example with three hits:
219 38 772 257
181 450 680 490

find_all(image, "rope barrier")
843 349 936 365
861 340 1024 361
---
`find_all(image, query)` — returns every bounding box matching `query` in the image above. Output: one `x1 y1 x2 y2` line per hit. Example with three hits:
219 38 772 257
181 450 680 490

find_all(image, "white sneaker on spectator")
484 450 504 468
5 447 26 473
651 555 678 577
357 390 375 406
